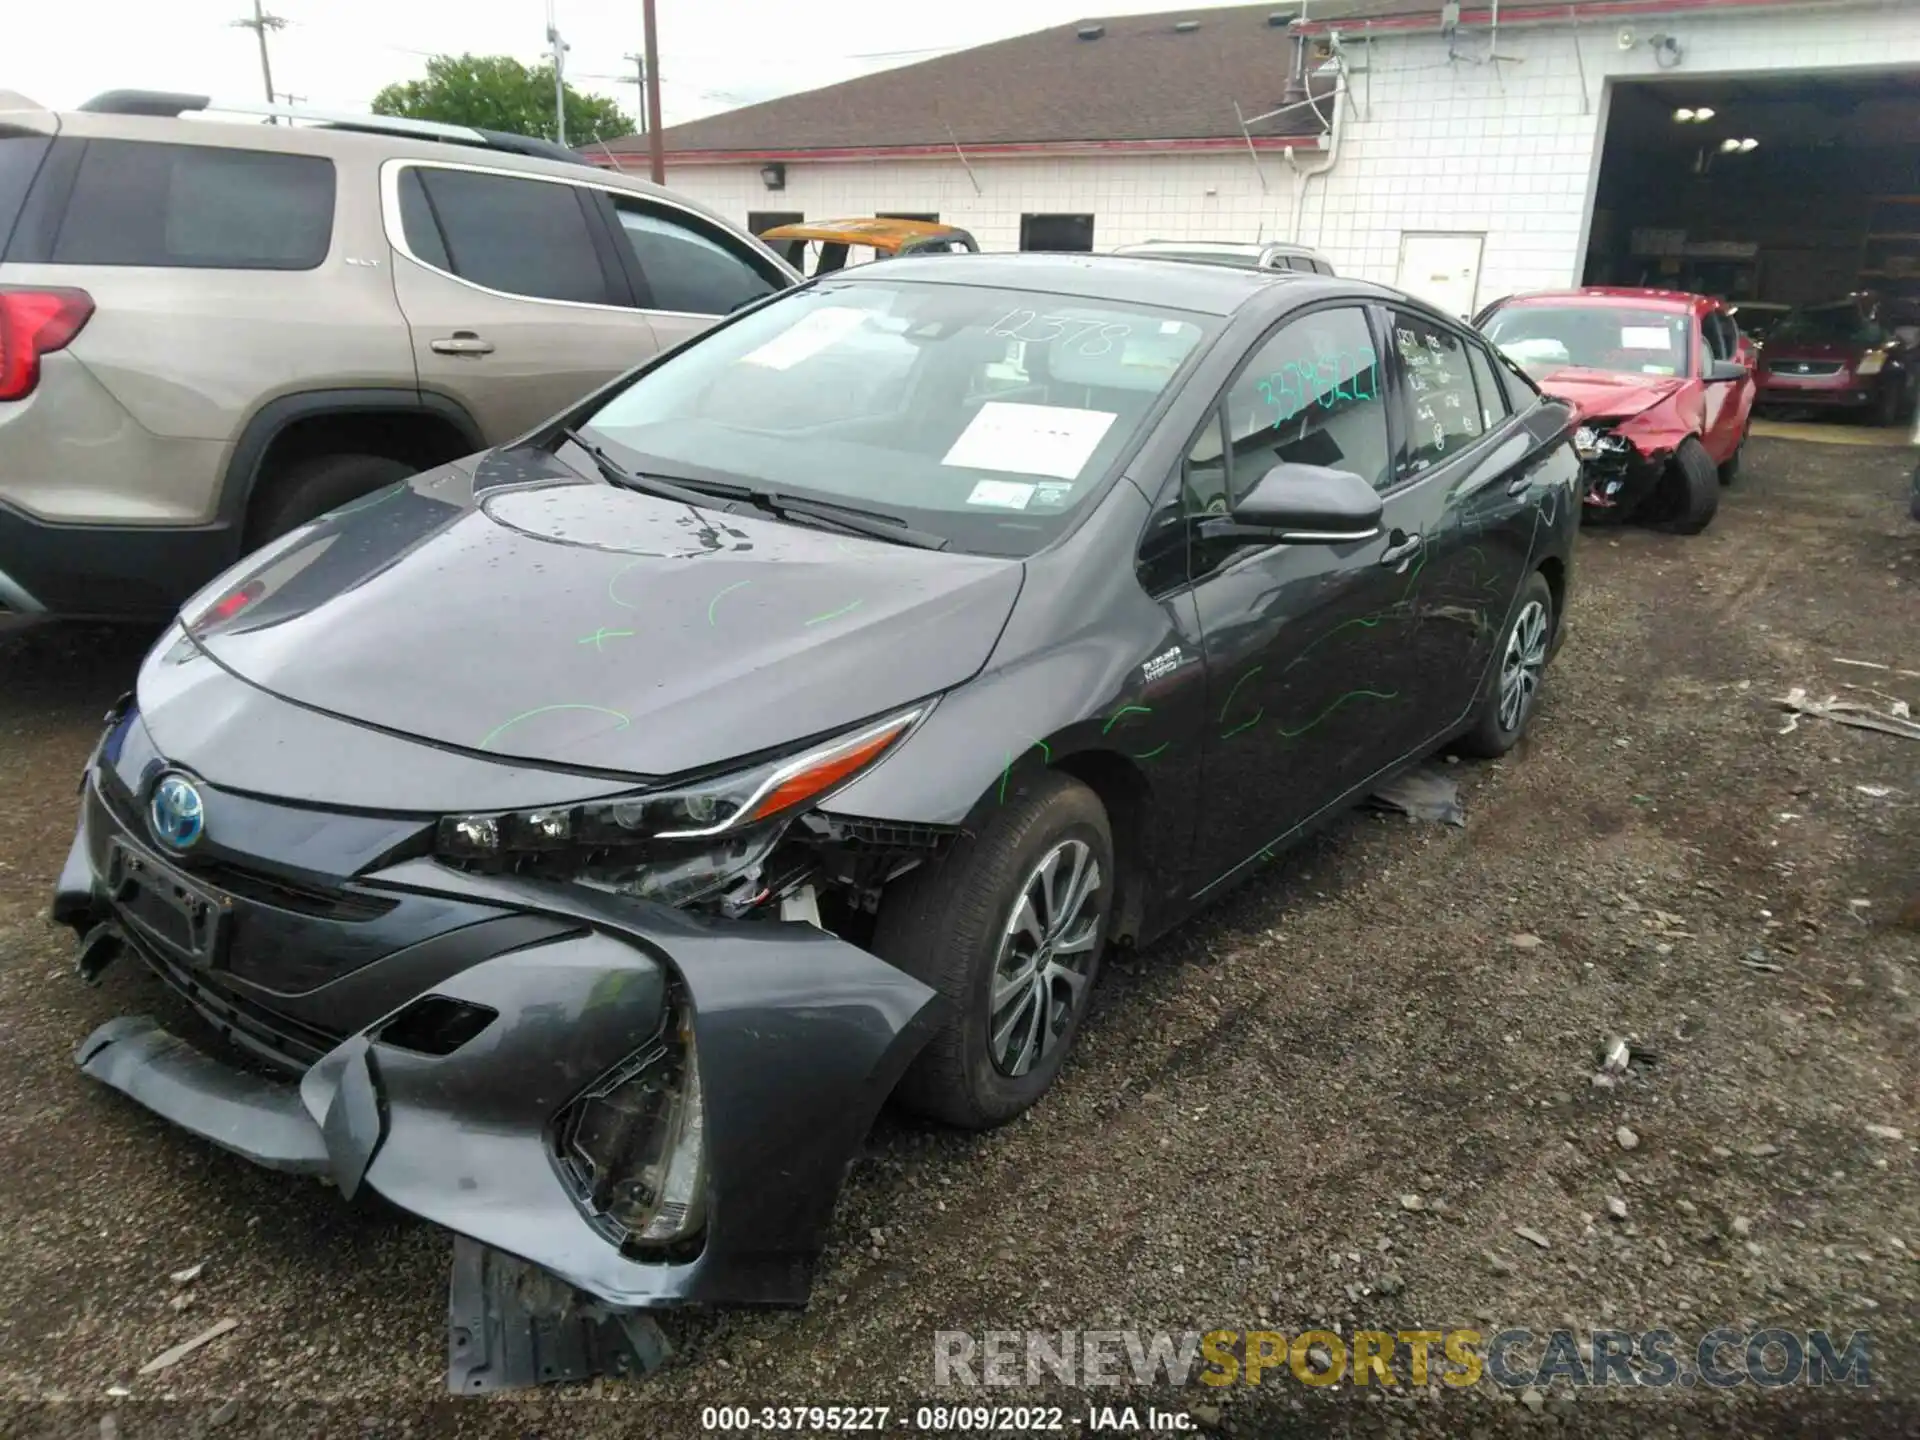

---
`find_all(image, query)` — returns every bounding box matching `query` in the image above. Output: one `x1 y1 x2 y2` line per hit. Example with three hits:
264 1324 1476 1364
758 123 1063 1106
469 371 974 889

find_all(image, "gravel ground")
0 436 1916 1439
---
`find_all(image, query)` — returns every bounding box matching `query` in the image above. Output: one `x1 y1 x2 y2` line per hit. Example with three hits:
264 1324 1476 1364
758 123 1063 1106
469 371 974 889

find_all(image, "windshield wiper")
559 430 949 550
557 428 722 510
736 490 951 551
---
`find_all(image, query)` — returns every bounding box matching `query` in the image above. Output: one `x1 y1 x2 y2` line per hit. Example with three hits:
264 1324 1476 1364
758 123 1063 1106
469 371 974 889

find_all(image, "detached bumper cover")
61 792 943 1314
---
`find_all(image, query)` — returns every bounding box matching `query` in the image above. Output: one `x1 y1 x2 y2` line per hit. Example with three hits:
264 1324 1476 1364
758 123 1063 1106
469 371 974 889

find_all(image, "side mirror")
1204 462 1383 544
1706 358 1748 382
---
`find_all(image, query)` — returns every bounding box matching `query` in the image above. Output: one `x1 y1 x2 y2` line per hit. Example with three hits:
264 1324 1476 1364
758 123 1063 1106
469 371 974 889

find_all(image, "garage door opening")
1581 68 1920 436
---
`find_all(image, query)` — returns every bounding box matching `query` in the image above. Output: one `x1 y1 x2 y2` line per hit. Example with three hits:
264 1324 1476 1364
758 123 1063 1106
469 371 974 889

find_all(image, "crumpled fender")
297 860 942 1310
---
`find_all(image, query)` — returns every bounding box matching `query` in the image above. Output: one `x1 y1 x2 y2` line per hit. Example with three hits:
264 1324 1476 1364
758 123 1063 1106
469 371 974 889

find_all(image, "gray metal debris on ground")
137 1317 237 1376
1369 766 1466 825
1776 688 1920 740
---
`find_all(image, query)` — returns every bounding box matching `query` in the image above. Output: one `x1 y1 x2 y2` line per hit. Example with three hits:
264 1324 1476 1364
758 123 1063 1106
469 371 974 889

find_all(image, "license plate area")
106 838 233 969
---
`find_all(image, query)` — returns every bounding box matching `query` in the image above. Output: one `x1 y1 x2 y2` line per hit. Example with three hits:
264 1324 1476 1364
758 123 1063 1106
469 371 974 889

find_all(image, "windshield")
1482 304 1693 379
1770 304 1882 348
579 280 1216 556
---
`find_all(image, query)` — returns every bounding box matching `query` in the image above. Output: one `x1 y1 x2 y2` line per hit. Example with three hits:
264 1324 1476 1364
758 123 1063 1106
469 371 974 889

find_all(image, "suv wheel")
248 454 416 546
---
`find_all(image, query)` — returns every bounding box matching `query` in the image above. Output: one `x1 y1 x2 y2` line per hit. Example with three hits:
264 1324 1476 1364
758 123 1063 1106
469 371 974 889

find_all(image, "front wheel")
1647 436 1720 535
1455 570 1553 759
873 773 1113 1129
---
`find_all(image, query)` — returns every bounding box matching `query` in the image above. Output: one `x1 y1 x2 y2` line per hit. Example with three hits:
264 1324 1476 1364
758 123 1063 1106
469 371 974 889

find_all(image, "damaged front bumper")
1572 426 1664 520
57 743 941 1391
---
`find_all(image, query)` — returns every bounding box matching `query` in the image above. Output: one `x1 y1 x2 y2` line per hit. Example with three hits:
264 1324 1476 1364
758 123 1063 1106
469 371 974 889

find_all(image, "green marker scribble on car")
804 599 864 627
998 739 1054 804
605 557 647 611
477 704 632 751
707 579 752 627
1129 741 1171 761
1274 688 1400 739
577 627 634 650
1102 705 1152 734
1218 664 1266 739
327 482 405 521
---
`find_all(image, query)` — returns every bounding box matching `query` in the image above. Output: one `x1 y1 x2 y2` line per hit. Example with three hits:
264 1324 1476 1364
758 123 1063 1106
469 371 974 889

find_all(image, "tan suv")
0 91 798 620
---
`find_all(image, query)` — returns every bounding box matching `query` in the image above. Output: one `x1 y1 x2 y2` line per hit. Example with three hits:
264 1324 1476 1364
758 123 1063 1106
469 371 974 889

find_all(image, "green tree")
371 53 631 147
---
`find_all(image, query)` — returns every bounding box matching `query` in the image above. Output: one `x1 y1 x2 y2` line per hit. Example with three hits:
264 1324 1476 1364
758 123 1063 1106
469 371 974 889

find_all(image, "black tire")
1870 379 1905 429
247 453 416 547
873 772 1114 1129
1455 569 1553 760
1718 421 1748 485
1647 436 1719 535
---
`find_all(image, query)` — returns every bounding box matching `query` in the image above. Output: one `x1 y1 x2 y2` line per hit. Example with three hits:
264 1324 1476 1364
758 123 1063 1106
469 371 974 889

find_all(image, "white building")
599 0 1920 318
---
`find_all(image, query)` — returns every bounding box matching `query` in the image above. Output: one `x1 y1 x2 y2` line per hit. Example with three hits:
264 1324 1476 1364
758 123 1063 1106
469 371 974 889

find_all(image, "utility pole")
231 0 287 118
642 0 665 182
622 52 648 137
547 22 570 147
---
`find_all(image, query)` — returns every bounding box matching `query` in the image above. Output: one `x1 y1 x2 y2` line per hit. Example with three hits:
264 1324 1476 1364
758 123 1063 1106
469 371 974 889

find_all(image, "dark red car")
1476 287 1756 534
1754 295 1915 427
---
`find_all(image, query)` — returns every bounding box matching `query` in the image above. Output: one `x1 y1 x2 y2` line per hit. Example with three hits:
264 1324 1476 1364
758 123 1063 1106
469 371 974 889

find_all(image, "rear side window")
411 167 615 305
1465 340 1510 431
611 197 781 315
0 134 52 255
1390 309 1485 475
51 140 333 269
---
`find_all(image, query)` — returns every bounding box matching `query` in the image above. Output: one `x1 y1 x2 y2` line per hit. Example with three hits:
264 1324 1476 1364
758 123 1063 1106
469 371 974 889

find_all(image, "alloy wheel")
988 839 1103 1077
1497 600 1549 734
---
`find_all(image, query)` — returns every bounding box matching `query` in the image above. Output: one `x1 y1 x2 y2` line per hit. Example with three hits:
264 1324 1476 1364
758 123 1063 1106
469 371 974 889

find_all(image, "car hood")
1532 367 1687 424
180 448 1024 778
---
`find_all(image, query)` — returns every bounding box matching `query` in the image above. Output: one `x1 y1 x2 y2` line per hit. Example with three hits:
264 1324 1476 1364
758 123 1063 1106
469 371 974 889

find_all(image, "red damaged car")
1476 288 1755 534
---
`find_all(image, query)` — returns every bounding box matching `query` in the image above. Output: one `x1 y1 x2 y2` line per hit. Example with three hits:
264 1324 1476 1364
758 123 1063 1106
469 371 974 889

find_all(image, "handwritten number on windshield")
986 309 1131 355
1259 347 1378 427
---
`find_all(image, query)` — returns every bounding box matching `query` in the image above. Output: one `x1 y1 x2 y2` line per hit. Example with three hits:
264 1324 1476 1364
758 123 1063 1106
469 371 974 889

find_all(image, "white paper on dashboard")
965 480 1036 510
739 307 871 370
1619 326 1673 351
940 401 1118 481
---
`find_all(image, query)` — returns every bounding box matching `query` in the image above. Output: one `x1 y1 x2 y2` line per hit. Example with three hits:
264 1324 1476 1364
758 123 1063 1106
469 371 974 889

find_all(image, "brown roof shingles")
613 3 1374 158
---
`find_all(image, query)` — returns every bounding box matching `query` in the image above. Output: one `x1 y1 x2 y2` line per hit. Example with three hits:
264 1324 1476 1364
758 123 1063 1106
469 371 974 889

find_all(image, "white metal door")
1396 233 1485 320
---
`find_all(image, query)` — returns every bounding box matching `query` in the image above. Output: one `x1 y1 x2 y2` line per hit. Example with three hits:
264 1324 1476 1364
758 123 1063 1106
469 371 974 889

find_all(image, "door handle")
1507 474 1532 496
430 332 495 356
1378 532 1424 567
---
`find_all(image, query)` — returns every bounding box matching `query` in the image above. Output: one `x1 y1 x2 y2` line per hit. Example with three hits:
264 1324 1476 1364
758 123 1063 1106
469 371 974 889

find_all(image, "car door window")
1222 305 1392 496
412 168 614 305
611 198 783 315
1389 310 1484 477
1465 338 1510 433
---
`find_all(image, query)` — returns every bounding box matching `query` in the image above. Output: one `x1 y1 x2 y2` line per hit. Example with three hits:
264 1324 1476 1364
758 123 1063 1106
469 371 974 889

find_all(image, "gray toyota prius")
55 253 1577 1388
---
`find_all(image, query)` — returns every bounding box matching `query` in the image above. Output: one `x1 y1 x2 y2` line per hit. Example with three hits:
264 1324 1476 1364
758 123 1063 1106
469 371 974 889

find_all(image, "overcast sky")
12 0 1190 133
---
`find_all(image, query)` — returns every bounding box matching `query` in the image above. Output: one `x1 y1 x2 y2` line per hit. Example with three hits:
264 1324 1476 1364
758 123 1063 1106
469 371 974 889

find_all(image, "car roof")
1497 286 1712 315
759 217 969 249
1116 239 1322 258
835 251 1354 315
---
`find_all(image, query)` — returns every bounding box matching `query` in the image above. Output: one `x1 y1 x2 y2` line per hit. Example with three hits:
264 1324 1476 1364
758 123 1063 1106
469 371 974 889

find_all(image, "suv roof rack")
73 91 586 167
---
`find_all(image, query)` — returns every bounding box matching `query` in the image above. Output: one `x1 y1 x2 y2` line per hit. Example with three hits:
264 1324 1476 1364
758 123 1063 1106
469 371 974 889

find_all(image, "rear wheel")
1647 437 1720 535
873 773 1113 1129
1718 419 1749 484
1456 570 1553 759
247 453 416 548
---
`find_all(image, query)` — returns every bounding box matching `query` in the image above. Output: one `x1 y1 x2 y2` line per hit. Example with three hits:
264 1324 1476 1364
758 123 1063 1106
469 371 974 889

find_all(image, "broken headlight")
557 1000 706 1249
434 706 926 908
1572 425 1632 462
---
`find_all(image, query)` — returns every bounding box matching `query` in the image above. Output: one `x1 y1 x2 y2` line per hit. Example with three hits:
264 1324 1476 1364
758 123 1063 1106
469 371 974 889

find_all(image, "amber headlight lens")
435 708 928 912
